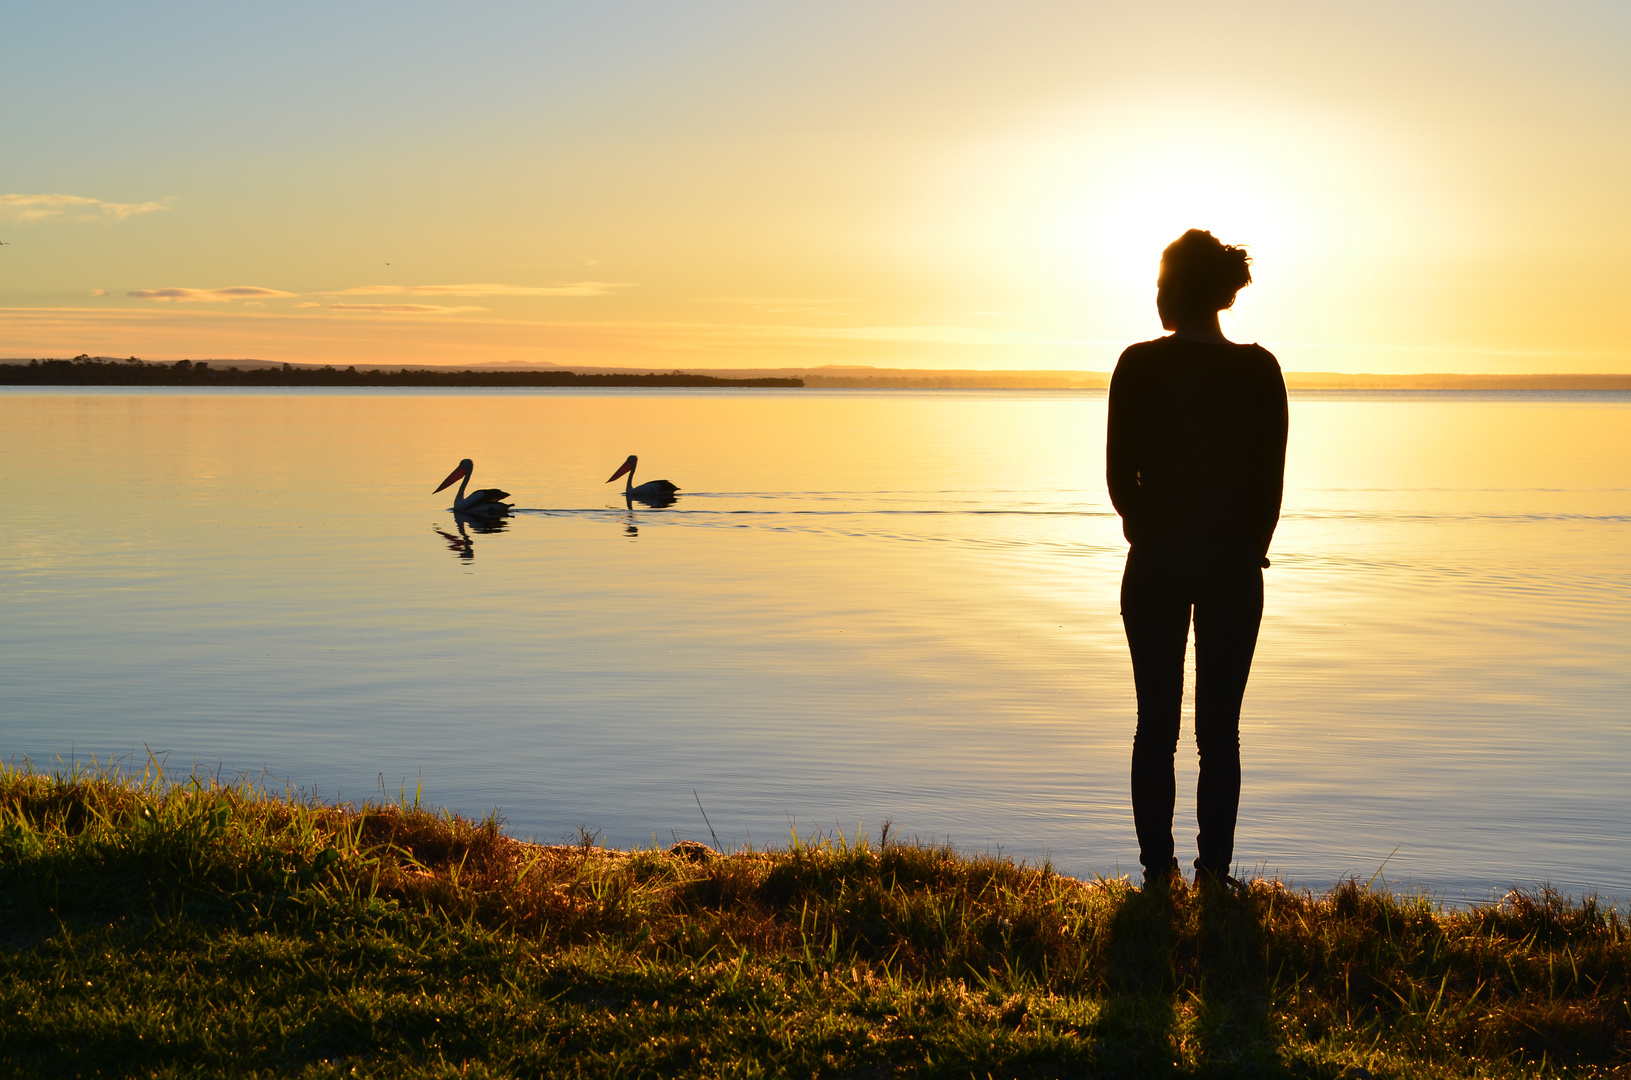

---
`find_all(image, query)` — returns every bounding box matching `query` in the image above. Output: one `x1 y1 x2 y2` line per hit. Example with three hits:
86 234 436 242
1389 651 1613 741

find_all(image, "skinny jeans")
1121 545 1264 877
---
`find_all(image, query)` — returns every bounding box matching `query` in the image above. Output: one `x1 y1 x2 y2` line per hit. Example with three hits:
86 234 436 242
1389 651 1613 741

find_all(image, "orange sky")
3 3 1629 372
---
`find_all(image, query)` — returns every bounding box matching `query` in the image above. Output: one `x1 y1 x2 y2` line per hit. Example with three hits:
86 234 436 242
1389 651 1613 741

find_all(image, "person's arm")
1106 351 1143 543
1252 358 1289 559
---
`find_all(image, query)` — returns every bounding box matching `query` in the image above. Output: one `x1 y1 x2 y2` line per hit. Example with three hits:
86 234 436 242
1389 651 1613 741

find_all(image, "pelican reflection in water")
606 454 679 508
434 511 509 561
434 458 512 517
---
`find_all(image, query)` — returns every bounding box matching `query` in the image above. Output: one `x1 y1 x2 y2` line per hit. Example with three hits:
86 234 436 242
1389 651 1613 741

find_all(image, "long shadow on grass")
1098 885 1183 1073
1097 882 1289 1077
1191 883 1279 1074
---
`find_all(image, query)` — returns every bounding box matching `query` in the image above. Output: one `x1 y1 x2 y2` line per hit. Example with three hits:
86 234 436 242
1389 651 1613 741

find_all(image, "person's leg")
1191 560 1264 878
1121 550 1194 879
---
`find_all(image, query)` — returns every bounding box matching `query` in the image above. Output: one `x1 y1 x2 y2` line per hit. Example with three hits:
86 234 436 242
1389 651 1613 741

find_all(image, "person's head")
1156 229 1252 331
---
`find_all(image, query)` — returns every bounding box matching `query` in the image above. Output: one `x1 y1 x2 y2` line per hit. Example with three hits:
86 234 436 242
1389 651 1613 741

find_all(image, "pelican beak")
606 458 635 483
434 463 469 493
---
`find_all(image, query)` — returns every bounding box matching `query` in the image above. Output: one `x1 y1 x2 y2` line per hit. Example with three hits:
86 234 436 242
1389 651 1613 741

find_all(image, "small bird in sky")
0 240 11 246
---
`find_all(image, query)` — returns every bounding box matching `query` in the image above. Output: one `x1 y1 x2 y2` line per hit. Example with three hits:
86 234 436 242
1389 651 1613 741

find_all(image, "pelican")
606 455 678 503
434 458 512 515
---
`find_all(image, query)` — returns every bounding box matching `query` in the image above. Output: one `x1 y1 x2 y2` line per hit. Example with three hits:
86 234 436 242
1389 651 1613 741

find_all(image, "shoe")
1194 865 1247 894
1142 860 1182 893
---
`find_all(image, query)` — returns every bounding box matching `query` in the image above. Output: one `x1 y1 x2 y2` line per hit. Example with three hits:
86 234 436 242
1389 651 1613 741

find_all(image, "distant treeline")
1 356 803 388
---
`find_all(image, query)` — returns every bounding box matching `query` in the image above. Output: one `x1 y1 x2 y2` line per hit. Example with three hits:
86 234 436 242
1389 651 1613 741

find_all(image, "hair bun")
1160 229 1253 311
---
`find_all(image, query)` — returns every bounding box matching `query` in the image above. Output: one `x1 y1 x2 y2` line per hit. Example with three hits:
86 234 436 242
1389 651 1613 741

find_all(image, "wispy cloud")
329 282 625 298
706 295 859 306
813 325 1049 345
330 303 486 314
128 286 296 302
2 193 172 222
702 294 860 314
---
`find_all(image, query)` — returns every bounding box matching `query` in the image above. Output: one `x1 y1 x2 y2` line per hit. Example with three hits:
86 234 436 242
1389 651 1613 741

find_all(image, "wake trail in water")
506 490 1631 600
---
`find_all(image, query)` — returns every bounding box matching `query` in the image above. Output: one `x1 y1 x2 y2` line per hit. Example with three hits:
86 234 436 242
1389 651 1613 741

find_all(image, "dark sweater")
1106 336 1288 558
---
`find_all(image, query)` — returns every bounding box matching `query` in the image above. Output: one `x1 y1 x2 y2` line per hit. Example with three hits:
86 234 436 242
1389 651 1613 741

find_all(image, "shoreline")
0 356 802 389
6 355 1631 390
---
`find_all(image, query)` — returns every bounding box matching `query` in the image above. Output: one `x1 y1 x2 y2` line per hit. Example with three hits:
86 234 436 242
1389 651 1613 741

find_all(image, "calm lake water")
4 387 1629 903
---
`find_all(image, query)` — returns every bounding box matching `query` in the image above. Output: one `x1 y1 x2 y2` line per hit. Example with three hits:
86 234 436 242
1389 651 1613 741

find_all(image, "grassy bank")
2 764 1627 1078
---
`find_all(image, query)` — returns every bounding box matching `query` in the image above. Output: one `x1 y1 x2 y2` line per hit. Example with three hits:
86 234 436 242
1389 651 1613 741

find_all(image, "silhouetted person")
1107 229 1287 890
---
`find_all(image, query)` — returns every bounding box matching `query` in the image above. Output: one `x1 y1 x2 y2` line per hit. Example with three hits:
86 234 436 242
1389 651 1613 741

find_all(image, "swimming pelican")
606 455 679 503
434 458 512 515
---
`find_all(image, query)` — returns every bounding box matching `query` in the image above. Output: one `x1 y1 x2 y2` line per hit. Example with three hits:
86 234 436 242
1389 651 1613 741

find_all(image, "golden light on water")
7 388 1631 894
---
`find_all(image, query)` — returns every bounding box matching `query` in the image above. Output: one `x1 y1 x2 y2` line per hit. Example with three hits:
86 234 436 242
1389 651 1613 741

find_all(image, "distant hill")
693 366 1631 390
1278 371 1631 390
